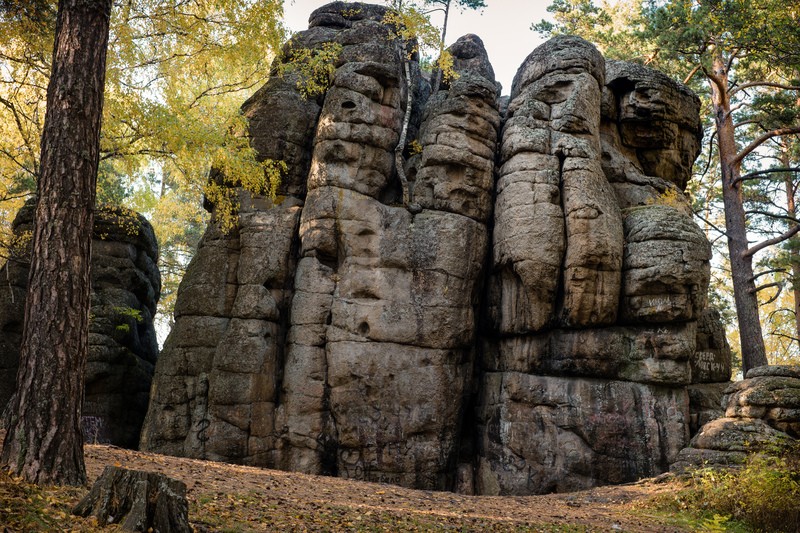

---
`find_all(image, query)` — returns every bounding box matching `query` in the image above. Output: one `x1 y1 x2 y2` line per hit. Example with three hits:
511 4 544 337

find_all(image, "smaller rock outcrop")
0 201 160 448
673 365 800 470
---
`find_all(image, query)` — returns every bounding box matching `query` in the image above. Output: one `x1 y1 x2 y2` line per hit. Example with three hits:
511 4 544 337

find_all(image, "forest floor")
0 432 698 532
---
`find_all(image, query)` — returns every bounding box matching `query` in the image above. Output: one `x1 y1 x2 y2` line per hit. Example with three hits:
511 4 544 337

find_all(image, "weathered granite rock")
141 4 721 496
0 201 160 448
139 12 325 460
601 60 702 209
0 223 26 410
476 373 688 495
493 36 622 334
685 309 732 436
482 322 697 386
277 26 496 488
725 366 800 438
413 35 499 222
672 417 794 470
142 5 495 488
620 205 711 324
476 36 717 495
673 366 800 471
692 308 732 383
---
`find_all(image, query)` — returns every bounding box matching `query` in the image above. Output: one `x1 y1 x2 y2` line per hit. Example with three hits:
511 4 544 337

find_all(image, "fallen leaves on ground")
0 432 689 532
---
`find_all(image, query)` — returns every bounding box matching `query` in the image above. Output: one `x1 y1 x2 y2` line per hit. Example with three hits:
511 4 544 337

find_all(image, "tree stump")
72 466 191 532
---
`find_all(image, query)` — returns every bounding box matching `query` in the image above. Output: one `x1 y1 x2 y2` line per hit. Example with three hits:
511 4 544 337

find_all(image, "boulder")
725 368 800 438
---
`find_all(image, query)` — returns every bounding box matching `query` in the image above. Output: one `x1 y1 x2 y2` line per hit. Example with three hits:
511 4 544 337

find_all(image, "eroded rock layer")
0 201 160 448
141 2 727 494
673 365 800 470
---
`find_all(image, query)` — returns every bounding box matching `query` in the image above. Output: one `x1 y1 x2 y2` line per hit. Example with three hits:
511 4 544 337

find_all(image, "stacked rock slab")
141 3 727 494
476 36 716 495
0 201 160 448
142 3 499 489
673 365 800 470
138 3 330 461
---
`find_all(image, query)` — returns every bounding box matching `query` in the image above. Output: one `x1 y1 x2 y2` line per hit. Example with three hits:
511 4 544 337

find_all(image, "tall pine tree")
1 0 112 485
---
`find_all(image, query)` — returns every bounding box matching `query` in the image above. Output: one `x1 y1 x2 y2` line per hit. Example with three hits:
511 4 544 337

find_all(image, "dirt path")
78 442 687 532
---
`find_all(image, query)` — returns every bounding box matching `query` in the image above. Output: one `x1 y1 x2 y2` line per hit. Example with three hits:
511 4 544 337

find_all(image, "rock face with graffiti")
139 2 733 494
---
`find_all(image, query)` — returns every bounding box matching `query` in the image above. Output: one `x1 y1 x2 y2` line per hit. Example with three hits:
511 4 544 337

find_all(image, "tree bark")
709 51 768 373
395 40 414 208
779 144 800 348
431 0 450 94
0 0 112 485
73 466 191 532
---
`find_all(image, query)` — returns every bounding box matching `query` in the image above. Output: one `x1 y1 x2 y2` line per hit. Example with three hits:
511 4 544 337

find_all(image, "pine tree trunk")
431 1 450 95
709 53 768 373
780 147 800 347
0 0 112 485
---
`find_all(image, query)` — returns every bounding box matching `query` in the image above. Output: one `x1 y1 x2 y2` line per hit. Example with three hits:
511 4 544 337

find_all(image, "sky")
281 0 556 94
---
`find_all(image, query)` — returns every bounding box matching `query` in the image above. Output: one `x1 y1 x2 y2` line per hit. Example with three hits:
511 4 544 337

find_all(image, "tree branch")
696 128 718 180
0 191 31 203
725 48 740 73
757 282 784 305
744 210 799 224
751 280 782 294
733 118 761 130
733 126 800 165
750 268 788 282
683 64 701 85
733 167 800 185
744 225 800 258
730 81 800 97
724 102 745 120
693 208 728 238
766 331 800 344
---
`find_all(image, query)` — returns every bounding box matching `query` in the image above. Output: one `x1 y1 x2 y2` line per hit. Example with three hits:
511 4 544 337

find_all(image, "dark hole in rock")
341 100 356 110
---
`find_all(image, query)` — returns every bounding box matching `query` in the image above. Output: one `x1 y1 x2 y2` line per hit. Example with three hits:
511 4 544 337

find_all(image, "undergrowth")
647 446 800 532
0 470 99 532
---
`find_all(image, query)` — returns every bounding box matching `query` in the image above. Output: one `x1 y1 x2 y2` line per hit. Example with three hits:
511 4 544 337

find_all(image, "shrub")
655 446 800 532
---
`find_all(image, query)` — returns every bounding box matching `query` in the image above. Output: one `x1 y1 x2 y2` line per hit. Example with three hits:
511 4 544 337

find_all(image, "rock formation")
0 201 160 448
475 36 719 496
141 2 729 494
673 365 800 470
